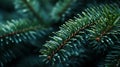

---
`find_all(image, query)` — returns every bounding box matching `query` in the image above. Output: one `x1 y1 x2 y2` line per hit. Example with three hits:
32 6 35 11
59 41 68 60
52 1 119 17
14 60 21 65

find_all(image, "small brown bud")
96 37 100 41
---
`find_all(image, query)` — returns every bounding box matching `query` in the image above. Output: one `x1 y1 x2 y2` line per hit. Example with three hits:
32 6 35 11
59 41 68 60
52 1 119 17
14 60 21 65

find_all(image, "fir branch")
50 0 76 21
0 25 40 38
0 19 46 47
0 26 53 67
101 17 120 67
0 19 42 38
39 3 120 66
47 22 95 60
95 17 120 42
21 0 44 23
0 1 120 67
88 16 120 55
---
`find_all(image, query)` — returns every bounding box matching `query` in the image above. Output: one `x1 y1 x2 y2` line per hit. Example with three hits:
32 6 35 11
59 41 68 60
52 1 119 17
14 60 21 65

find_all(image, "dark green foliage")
40 3 120 67
0 0 120 67
0 19 54 67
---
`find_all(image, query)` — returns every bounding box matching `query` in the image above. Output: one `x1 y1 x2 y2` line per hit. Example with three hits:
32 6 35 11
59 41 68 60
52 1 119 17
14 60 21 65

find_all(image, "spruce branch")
39 3 120 66
0 19 54 67
47 22 95 60
0 19 47 47
0 19 42 38
50 0 76 21
21 0 44 24
0 0 120 67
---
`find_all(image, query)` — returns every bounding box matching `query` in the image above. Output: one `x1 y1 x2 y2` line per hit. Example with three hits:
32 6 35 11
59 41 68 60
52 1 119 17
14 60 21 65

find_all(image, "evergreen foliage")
0 0 119 67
